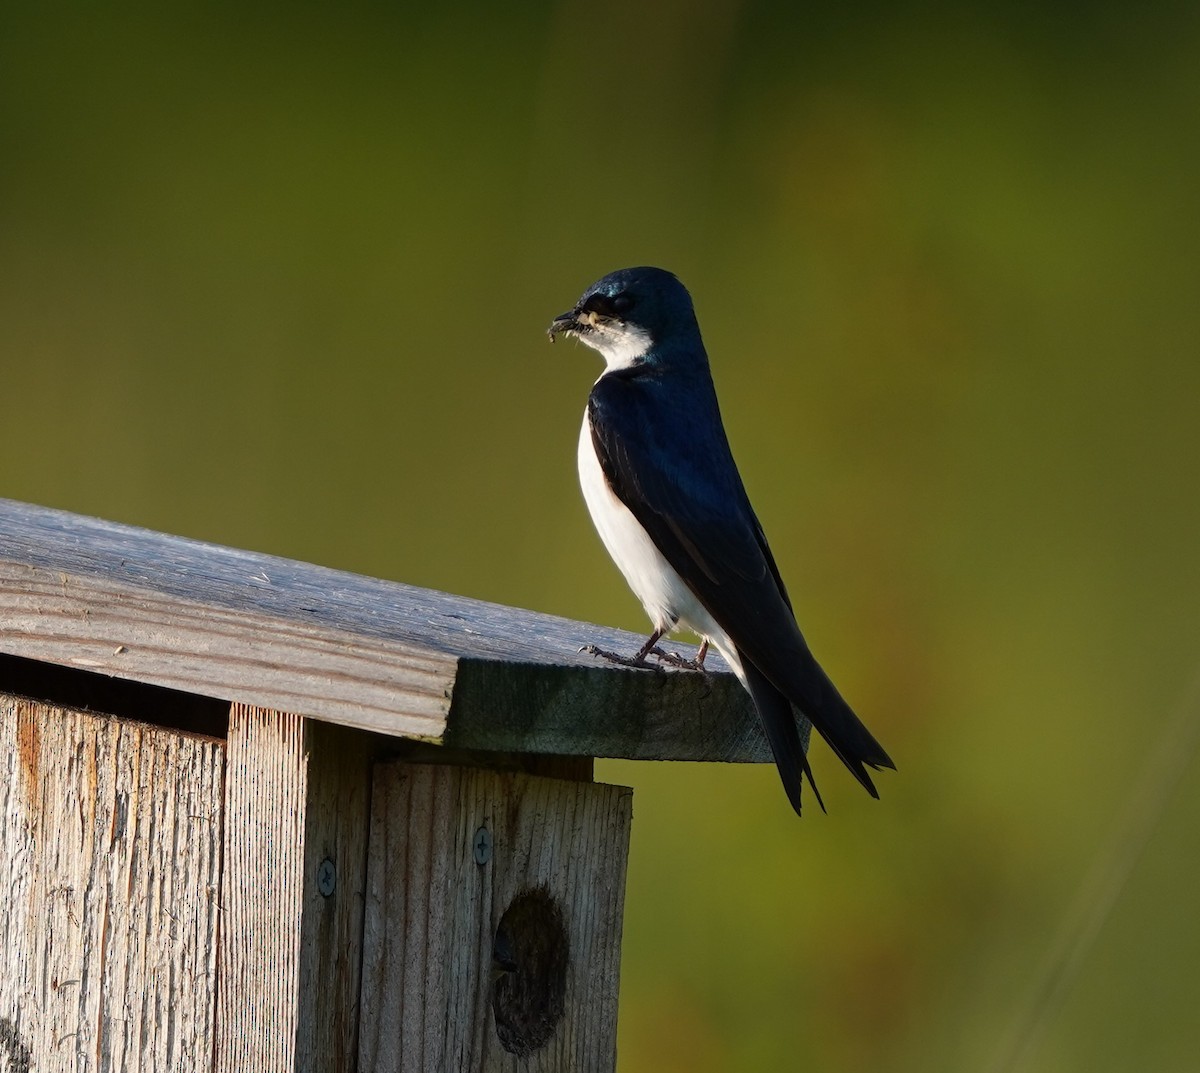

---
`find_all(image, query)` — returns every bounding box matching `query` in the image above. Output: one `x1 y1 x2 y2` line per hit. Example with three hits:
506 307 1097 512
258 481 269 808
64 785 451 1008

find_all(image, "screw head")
473 826 493 865
317 857 336 897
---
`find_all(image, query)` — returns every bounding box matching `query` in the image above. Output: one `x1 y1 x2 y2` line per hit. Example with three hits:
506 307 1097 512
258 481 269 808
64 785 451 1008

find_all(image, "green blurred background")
3 3 1199 1070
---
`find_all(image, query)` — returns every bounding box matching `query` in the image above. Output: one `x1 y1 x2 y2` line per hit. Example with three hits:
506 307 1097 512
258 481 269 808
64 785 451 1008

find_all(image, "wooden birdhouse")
0 499 770 1072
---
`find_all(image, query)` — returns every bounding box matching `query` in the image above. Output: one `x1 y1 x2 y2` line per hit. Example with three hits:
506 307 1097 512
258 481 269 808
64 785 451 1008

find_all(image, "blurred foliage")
3 2 1199 1070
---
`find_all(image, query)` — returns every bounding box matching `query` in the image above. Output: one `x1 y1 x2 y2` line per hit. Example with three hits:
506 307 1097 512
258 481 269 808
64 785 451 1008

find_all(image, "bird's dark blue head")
548 266 702 370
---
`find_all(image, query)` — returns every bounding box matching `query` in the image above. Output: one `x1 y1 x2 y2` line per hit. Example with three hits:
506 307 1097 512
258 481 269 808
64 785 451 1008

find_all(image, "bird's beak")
547 309 578 343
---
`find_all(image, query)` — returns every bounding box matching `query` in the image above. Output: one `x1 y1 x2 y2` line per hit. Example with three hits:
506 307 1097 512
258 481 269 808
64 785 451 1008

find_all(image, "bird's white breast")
577 409 730 654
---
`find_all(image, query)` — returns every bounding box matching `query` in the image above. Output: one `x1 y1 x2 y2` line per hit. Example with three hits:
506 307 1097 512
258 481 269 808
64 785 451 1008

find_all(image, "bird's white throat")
575 319 653 372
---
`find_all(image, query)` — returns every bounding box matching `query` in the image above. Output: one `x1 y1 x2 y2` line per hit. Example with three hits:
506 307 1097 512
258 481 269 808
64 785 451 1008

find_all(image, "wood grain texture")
216 703 308 1073
358 763 632 1073
296 721 378 1073
0 498 775 762
0 693 224 1072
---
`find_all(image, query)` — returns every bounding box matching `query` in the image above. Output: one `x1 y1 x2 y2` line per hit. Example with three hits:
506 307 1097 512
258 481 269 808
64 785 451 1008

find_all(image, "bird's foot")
648 647 708 674
648 639 711 676
578 643 660 670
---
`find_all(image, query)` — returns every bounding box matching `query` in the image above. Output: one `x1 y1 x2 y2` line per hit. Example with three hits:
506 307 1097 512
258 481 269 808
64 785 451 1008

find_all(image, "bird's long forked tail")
741 657 825 816
791 649 895 798
740 647 895 816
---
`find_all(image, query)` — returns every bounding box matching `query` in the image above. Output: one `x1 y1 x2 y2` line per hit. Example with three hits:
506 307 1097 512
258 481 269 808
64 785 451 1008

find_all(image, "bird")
548 266 894 815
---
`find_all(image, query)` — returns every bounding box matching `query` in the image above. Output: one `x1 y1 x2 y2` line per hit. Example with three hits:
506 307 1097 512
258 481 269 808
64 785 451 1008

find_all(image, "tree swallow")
549 266 894 815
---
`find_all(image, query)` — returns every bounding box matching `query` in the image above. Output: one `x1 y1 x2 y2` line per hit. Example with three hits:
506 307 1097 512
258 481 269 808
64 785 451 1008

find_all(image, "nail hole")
491 886 569 1056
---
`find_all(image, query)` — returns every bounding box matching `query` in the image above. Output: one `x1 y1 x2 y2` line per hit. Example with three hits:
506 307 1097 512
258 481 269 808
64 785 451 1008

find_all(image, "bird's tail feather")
741 656 824 816
782 649 895 798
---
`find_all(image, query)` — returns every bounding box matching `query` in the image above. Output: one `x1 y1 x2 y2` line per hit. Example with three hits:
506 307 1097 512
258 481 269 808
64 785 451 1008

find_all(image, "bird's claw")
578 643 659 670
580 641 711 678
578 643 652 667
648 647 711 678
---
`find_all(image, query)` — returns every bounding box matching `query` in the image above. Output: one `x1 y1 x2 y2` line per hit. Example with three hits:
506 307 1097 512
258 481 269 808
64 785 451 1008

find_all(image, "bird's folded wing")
589 371 894 786
587 372 800 662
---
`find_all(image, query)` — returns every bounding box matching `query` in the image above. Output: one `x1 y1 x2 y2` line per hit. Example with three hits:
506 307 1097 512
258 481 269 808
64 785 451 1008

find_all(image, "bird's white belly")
577 413 730 651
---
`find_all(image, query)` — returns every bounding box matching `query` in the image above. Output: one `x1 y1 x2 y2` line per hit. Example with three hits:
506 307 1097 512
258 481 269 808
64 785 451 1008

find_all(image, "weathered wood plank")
216 710 384 1073
446 657 781 762
296 722 378 1073
0 693 224 1072
216 703 308 1073
0 498 772 761
358 763 632 1073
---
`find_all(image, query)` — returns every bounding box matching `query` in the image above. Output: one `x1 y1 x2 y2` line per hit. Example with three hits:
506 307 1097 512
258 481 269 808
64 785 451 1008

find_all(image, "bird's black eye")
582 291 637 318
609 291 636 315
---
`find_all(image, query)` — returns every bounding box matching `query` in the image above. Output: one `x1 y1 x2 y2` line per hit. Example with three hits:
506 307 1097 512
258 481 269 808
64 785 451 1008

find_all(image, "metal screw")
317 857 336 897
473 826 493 866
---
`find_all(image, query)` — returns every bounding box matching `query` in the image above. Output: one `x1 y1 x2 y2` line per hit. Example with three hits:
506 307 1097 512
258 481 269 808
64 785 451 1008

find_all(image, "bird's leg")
650 638 711 674
580 628 665 669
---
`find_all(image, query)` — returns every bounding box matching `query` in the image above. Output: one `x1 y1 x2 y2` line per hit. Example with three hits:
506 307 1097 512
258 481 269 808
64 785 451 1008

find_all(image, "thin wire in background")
987 666 1200 1073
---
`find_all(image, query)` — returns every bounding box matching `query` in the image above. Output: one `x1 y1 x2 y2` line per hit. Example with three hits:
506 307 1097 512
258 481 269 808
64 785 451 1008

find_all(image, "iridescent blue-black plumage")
553 266 894 814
